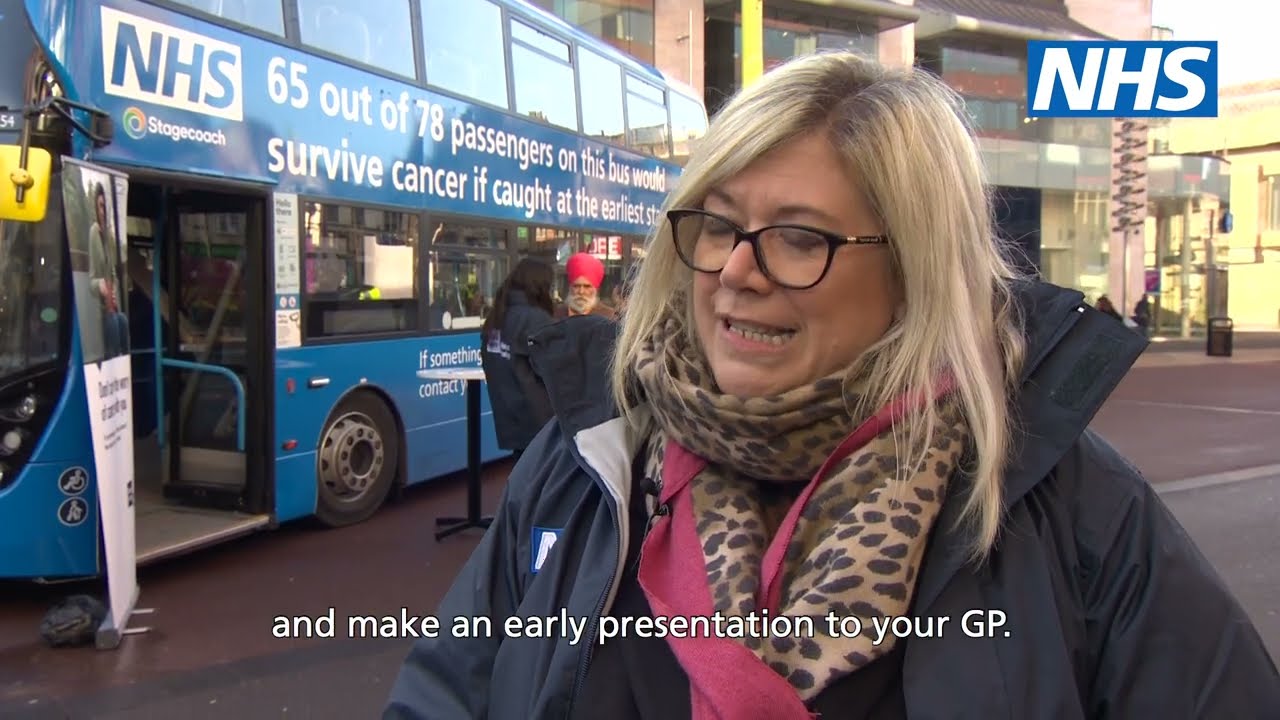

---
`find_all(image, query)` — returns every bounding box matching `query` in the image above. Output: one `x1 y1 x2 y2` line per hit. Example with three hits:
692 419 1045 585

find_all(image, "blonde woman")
387 52 1278 719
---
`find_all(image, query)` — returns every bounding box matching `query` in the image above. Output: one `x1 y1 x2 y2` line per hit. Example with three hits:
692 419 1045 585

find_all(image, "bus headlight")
1 428 29 456
16 395 36 420
0 461 8 488
0 394 38 423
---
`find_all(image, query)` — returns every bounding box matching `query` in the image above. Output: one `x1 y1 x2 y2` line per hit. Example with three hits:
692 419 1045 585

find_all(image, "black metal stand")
435 379 494 540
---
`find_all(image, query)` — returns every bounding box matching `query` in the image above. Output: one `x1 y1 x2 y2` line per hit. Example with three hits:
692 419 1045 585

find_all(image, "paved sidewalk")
1133 346 1280 368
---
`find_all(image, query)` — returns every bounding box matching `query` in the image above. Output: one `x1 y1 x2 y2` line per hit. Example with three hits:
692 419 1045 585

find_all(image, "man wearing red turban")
559 252 616 319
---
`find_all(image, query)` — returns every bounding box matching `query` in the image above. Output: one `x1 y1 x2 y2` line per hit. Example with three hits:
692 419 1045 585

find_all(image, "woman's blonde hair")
610 51 1028 563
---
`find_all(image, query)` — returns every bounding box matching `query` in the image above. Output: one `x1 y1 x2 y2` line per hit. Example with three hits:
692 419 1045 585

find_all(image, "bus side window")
670 91 708 166
509 19 579 132
299 0 415 78
577 46 625 144
169 0 286 35
419 0 508 108
625 75 670 158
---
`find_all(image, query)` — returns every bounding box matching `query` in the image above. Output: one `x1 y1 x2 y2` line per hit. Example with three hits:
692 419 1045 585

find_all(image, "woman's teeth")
727 321 795 345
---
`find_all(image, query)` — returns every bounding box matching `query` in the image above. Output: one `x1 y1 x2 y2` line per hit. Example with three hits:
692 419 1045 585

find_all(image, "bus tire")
315 392 399 527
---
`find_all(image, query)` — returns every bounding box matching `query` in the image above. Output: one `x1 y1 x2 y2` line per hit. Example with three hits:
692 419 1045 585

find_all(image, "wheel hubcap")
318 411 385 504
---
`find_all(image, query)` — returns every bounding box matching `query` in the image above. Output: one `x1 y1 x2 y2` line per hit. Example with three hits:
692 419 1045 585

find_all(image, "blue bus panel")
0 310 102 578
25 0 678 237
273 332 505 522
4 0 689 578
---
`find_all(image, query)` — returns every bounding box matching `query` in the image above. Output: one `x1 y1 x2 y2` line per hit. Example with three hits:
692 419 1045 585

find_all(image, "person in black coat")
479 257 556 458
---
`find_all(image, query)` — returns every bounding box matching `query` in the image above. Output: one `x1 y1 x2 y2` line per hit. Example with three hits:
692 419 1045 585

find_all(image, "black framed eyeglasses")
667 208 890 290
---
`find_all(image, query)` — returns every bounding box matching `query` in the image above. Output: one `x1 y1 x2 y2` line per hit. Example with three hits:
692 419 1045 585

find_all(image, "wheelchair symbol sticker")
58 497 88 526
58 467 88 496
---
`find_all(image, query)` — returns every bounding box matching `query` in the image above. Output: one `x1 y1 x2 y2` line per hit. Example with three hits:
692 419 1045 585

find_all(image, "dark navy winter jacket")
386 281 1280 719
480 289 555 452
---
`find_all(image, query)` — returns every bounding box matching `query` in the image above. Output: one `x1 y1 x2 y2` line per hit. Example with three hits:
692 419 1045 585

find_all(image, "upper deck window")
169 0 286 35
625 76 668 157
419 0 508 108
669 91 707 165
297 0 416 79
509 19 578 131
577 47 624 143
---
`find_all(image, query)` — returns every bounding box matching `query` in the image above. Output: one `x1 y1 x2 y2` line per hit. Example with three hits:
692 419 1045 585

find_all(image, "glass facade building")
916 40 1116 297
530 0 656 64
543 0 1232 332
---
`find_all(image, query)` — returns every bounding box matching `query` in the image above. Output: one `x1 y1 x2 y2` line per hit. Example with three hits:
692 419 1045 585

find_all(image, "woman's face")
96 193 107 225
691 133 900 397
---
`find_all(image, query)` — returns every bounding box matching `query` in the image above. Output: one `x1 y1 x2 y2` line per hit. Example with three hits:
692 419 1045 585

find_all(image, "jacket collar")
912 280 1148 613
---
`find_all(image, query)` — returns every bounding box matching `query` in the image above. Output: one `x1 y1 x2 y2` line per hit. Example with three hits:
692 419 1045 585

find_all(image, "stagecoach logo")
119 105 229 146
122 107 148 139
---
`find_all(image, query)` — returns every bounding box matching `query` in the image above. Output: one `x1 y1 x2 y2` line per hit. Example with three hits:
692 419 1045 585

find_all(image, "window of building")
529 0 656 64
940 46 1022 77
716 19 877 92
419 0 508 108
670 90 707 166
1263 175 1280 232
298 0 416 78
169 0 285 35
426 221 509 331
964 98 1020 135
510 20 579 131
303 202 419 338
626 75 669 157
578 47 625 143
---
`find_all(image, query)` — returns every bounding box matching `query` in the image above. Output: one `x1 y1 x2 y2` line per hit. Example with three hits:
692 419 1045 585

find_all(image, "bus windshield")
0 195 64 382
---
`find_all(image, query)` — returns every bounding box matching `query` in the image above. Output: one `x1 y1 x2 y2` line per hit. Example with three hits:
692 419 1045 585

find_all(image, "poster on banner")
60 158 138 649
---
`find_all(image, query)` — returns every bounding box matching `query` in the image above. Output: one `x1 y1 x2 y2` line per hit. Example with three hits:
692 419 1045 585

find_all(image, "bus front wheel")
315 392 399 527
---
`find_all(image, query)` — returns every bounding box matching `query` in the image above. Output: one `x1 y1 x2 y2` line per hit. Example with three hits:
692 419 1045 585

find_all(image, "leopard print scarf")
631 306 970 703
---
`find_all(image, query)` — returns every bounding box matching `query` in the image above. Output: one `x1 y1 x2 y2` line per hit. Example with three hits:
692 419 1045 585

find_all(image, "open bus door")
125 182 271 566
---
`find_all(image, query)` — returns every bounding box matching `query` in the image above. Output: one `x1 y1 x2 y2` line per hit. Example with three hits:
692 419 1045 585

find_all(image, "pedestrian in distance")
386 50 1280 719
556 252 616 320
1095 294 1122 321
478 257 557 461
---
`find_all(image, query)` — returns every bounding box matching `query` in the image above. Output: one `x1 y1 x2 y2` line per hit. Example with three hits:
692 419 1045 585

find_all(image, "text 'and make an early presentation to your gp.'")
272 608 1014 646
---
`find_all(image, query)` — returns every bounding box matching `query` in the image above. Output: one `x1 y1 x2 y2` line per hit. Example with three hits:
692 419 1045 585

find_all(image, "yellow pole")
741 0 763 87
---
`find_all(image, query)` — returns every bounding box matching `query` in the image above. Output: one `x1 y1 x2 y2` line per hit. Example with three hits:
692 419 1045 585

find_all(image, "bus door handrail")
158 358 246 452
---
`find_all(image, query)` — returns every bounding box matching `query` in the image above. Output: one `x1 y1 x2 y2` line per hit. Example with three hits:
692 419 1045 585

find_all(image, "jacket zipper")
566 426 654 715
567 530 619 717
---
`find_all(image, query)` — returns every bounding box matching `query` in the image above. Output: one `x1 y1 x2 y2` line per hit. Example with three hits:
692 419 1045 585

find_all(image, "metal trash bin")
1206 317 1233 357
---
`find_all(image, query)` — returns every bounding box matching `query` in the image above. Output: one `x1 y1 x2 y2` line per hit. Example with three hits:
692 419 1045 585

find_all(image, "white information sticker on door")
276 309 301 349
273 193 301 295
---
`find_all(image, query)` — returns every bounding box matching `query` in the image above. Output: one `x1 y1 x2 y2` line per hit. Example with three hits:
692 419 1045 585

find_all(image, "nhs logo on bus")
100 7 243 122
1027 41 1218 118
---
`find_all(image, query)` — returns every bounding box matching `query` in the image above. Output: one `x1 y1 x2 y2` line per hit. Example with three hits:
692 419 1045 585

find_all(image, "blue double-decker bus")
0 0 706 581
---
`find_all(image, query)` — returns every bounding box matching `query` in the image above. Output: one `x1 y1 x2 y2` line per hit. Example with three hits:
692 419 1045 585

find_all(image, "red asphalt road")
0 350 1277 711
1089 354 1280 483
